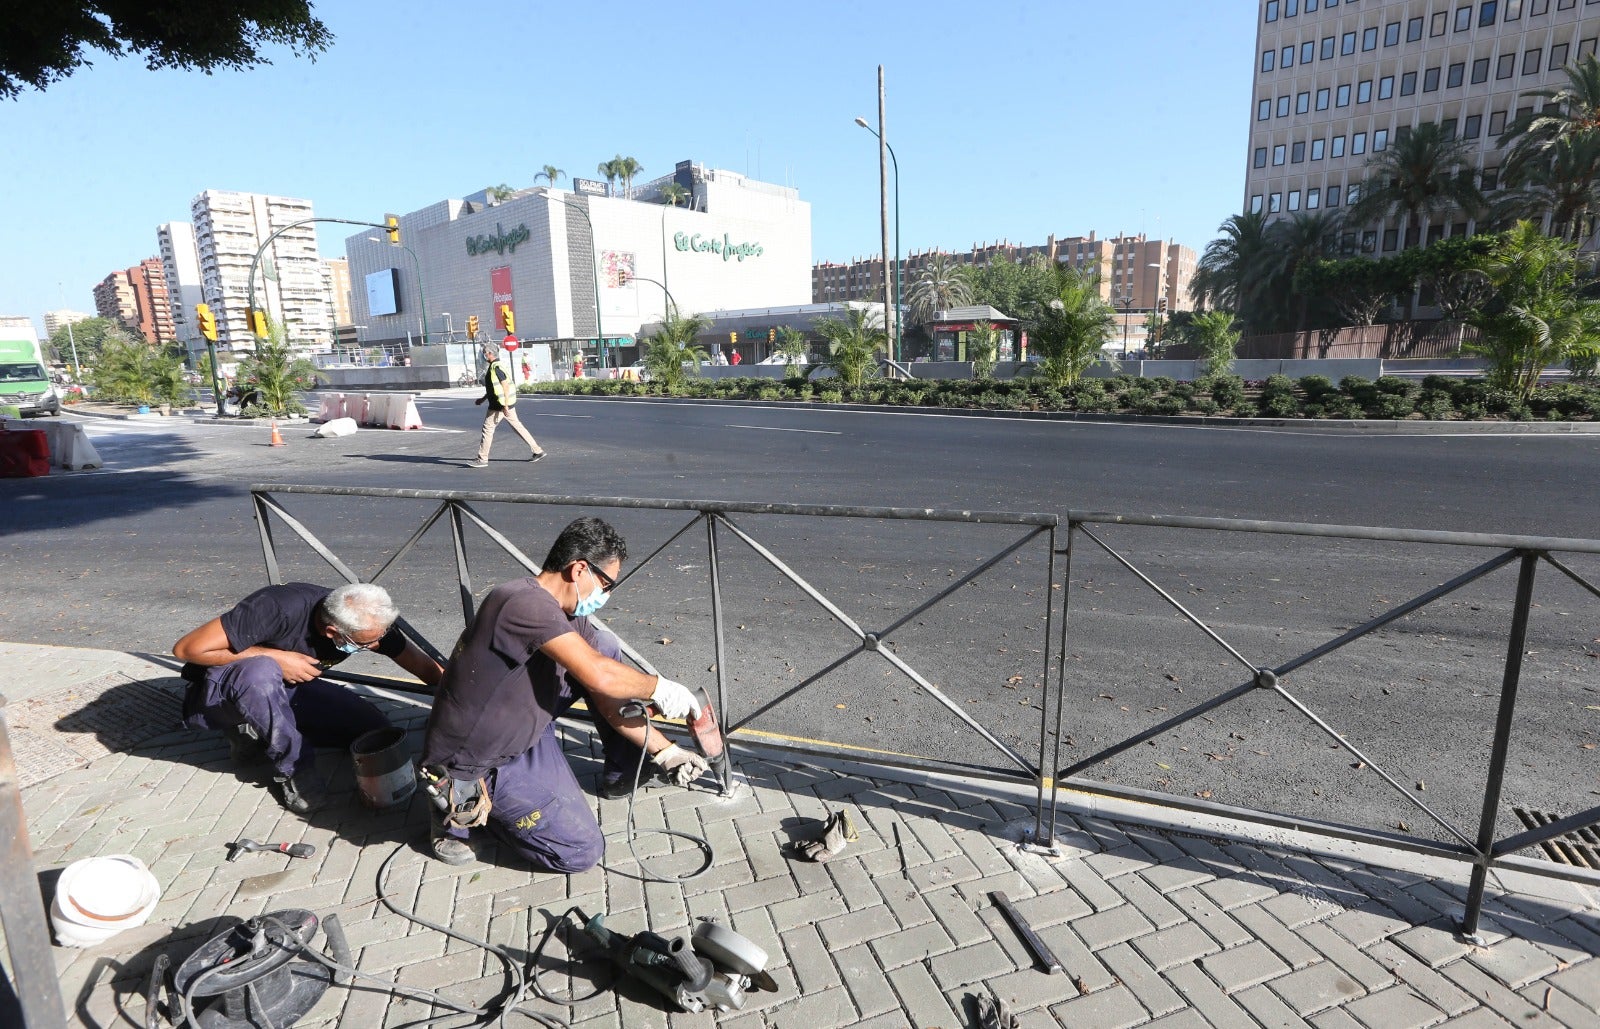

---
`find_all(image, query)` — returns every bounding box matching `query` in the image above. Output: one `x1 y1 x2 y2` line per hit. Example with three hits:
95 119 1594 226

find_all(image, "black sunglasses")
583 560 617 593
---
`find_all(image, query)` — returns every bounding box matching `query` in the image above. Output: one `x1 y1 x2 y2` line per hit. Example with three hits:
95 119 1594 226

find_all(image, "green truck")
0 327 61 417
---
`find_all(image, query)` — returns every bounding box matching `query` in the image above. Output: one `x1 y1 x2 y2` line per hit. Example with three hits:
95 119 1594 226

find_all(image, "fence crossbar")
1493 802 1600 858
875 527 1047 642
1065 511 1600 554
715 512 1038 775
1268 681 1477 849
453 501 542 575
1542 553 1600 603
1077 525 1259 676
1274 550 1520 679
1057 679 1260 779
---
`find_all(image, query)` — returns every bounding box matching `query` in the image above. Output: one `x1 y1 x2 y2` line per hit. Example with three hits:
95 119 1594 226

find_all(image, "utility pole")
877 66 893 356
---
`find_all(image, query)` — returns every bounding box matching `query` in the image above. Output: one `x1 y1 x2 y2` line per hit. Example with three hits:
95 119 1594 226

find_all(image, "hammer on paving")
227 838 316 861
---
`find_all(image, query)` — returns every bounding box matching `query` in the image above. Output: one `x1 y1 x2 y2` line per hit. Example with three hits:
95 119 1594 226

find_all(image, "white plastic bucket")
50 855 161 948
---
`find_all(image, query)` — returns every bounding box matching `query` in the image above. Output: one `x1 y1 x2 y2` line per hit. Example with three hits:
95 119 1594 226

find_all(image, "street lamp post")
854 112 901 365
1147 261 1168 359
551 195 607 371
366 237 428 350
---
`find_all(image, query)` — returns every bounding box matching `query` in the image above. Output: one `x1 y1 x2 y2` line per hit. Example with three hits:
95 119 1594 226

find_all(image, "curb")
523 393 1600 434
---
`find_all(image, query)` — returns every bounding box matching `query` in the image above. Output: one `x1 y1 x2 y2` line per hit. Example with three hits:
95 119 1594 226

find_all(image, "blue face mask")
574 582 609 618
333 638 362 656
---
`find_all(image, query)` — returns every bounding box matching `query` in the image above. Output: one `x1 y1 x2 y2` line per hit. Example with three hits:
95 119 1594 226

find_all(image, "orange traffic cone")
269 421 285 447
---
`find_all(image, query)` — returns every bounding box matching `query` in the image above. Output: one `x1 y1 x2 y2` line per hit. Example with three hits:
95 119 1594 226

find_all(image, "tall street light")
855 108 901 365
550 194 607 371
366 237 429 348
1147 261 1168 358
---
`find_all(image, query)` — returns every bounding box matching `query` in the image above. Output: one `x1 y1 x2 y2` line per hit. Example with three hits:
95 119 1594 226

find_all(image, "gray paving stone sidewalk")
4 643 1598 1028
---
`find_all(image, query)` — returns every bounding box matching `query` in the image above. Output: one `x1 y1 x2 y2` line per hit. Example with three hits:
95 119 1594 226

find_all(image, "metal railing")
249 484 1061 809
1045 512 1600 937
245 485 1600 938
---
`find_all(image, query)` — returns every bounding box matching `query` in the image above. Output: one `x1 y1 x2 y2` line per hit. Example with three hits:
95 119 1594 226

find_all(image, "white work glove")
649 676 701 720
651 743 711 787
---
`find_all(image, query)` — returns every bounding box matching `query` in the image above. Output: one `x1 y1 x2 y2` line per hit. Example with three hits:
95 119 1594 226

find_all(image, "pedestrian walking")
471 342 545 467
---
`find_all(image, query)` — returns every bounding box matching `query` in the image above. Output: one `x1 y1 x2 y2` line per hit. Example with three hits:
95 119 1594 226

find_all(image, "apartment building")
43 310 92 337
191 190 333 353
322 258 353 328
1246 0 1597 251
157 221 207 363
93 259 174 344
812 233 1197 315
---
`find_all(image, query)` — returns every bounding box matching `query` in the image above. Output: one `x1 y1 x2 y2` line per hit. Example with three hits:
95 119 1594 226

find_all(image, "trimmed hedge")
519 374 1600 422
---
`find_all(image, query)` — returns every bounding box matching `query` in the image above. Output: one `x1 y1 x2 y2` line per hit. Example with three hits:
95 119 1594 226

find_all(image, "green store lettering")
673 232 764 262
466 222 531 257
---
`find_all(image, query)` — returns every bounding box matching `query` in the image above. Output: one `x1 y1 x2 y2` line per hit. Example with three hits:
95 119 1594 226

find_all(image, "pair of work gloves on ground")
647 676 708 787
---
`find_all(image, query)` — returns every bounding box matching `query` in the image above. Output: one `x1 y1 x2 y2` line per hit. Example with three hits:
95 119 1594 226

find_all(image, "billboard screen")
365 268 400 316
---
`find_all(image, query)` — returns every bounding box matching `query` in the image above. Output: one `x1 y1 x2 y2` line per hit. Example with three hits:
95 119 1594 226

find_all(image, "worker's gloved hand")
651 744 711 787
649 677 701 720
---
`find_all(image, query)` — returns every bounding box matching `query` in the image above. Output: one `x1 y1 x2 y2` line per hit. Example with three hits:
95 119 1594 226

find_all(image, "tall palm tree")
536 165 565 188
614 155 643 197
1347 122 1485 243
1500 55 1600 181
597 159 620 196
1263 211 1343 330
1494 132 1600 241
1191 210 1274 321
660 181 690 207
905 253 972 325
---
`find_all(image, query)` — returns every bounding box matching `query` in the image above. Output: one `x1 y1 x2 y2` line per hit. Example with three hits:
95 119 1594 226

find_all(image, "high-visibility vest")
484 363 516 408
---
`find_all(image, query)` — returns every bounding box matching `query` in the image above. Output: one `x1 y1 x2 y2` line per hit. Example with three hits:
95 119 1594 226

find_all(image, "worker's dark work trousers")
183 655 390 778
441 631 642 873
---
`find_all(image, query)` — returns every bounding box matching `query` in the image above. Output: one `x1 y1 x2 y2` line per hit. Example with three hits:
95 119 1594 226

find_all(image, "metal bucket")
350 727 415 810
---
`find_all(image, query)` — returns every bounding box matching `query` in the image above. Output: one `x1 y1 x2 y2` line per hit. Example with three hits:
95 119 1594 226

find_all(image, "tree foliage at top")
964 256 1060 328
88 327 188 406
1499 55 1600 182
46 315 121 364
2 1 332 100
904 253 972 325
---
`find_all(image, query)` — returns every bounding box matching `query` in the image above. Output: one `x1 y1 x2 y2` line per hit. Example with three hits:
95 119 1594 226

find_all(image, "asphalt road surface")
4 393 1597 858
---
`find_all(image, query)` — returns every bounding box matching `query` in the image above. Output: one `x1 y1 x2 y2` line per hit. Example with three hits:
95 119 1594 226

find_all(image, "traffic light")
500 305 515 335
195 303 217 342
768 328 776 343
729 331 739 344
617 269 630 286
385 215 400 245
250 308 269 338
466 314 480 341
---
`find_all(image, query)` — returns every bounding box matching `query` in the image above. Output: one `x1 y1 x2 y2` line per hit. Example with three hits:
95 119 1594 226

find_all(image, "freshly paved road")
4 394 1597 851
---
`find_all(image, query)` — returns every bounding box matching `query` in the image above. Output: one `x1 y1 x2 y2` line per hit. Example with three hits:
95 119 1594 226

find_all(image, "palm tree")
660 181 690 207
813 306 887 387
967 321 1000 379
239 315 319 415
772 326 810 377
1191 211 1275 322
1263 211 1343 330
1500 54 1600 182
1467 220 1600 398
536 165 565 188
597 159 620 196
1347 122 1485 243
485 183 516 203
1190 310 1242 375
1031 267 1116 386
1493 133 1600 242
905 253 972 325
643 312 711 388
614 155 643 197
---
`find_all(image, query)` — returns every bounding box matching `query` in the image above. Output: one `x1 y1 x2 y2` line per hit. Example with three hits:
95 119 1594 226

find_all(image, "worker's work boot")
272 770 326 816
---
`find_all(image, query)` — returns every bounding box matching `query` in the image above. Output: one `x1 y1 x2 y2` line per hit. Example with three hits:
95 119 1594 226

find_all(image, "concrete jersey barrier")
0 417 102 470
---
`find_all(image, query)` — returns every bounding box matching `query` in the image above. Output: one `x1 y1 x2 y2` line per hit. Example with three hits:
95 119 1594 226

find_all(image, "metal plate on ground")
9 673 185 789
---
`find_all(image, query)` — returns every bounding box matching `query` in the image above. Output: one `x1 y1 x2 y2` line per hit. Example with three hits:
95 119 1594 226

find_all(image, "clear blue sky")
0 1 1257 331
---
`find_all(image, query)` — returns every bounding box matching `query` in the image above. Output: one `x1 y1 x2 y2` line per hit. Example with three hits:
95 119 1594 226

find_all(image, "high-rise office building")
158 221 208 363
93 259 174 344
43 310 92 337
322 258 353 328
1245 0 1596 251
190 190 332 353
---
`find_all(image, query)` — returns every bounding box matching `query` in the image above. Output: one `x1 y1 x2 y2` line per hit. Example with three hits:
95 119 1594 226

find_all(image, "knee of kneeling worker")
527 827 604 874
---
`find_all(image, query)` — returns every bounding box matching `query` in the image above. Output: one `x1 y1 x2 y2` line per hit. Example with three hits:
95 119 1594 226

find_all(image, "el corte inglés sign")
674 231 763 262
466 222 531 257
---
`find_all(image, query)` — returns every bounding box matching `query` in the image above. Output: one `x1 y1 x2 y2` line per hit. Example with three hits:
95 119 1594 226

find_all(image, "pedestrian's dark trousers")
183 655 390 777
441 630 641 873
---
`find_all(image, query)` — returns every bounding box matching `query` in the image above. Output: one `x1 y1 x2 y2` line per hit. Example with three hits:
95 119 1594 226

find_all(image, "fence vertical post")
447 501 476 626
253 490 282 585
1046 520 1078 847
0 698 68 1027
705 514 731 792
1031 525 1059 851
1461 550 1540 939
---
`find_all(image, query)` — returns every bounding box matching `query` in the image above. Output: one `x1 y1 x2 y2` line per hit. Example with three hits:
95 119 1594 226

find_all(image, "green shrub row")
519 374 1600 421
